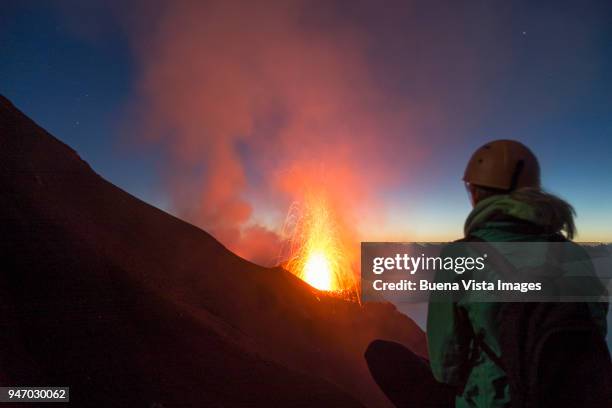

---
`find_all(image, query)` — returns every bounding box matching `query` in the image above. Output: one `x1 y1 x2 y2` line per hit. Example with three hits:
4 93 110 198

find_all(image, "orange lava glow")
302 251 333 291
280 193 358 300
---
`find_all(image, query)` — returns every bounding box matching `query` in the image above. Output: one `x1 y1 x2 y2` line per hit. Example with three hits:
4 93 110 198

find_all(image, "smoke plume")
128 0 418 265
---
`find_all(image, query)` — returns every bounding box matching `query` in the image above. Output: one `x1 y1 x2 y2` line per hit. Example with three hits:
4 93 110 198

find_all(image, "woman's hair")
471 185 577 239
510 187 576 239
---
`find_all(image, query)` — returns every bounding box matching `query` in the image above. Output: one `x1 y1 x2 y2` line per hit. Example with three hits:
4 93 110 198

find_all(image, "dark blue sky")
1 1 168 205
2 0 611 240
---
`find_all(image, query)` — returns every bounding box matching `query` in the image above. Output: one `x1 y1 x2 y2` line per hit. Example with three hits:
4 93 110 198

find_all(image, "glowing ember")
279 192 358 300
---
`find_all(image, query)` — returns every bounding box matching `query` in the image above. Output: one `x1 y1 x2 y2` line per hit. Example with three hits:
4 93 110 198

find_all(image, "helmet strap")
509 160 525 191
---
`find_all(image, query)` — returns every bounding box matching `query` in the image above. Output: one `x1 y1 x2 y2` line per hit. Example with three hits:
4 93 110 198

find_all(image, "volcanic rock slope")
0 95 425 408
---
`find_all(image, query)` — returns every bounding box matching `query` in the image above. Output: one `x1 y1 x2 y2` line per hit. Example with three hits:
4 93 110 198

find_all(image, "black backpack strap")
473 332 505 371
455 302 507 387
454 306 481 395
459 236 516 371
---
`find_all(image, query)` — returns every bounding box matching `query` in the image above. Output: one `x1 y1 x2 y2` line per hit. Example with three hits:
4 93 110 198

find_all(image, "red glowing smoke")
127 0 420 264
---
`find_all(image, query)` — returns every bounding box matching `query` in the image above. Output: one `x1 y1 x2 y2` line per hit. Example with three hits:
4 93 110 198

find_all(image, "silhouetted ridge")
0 94 424 408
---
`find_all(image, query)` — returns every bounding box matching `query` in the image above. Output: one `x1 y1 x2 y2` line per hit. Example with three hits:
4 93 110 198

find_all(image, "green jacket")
427 193 608 408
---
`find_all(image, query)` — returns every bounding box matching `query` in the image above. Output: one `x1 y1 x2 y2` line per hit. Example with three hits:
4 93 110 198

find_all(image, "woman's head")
463 139 540 206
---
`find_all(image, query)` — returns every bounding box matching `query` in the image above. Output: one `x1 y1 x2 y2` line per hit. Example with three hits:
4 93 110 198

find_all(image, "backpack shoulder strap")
458 235 516 371
473 331 505 370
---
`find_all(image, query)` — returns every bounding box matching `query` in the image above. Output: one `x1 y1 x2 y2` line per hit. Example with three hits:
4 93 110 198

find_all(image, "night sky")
2 0 611 244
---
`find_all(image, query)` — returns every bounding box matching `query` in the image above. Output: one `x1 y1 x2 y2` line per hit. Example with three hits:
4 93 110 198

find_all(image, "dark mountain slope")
0 94 424 408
